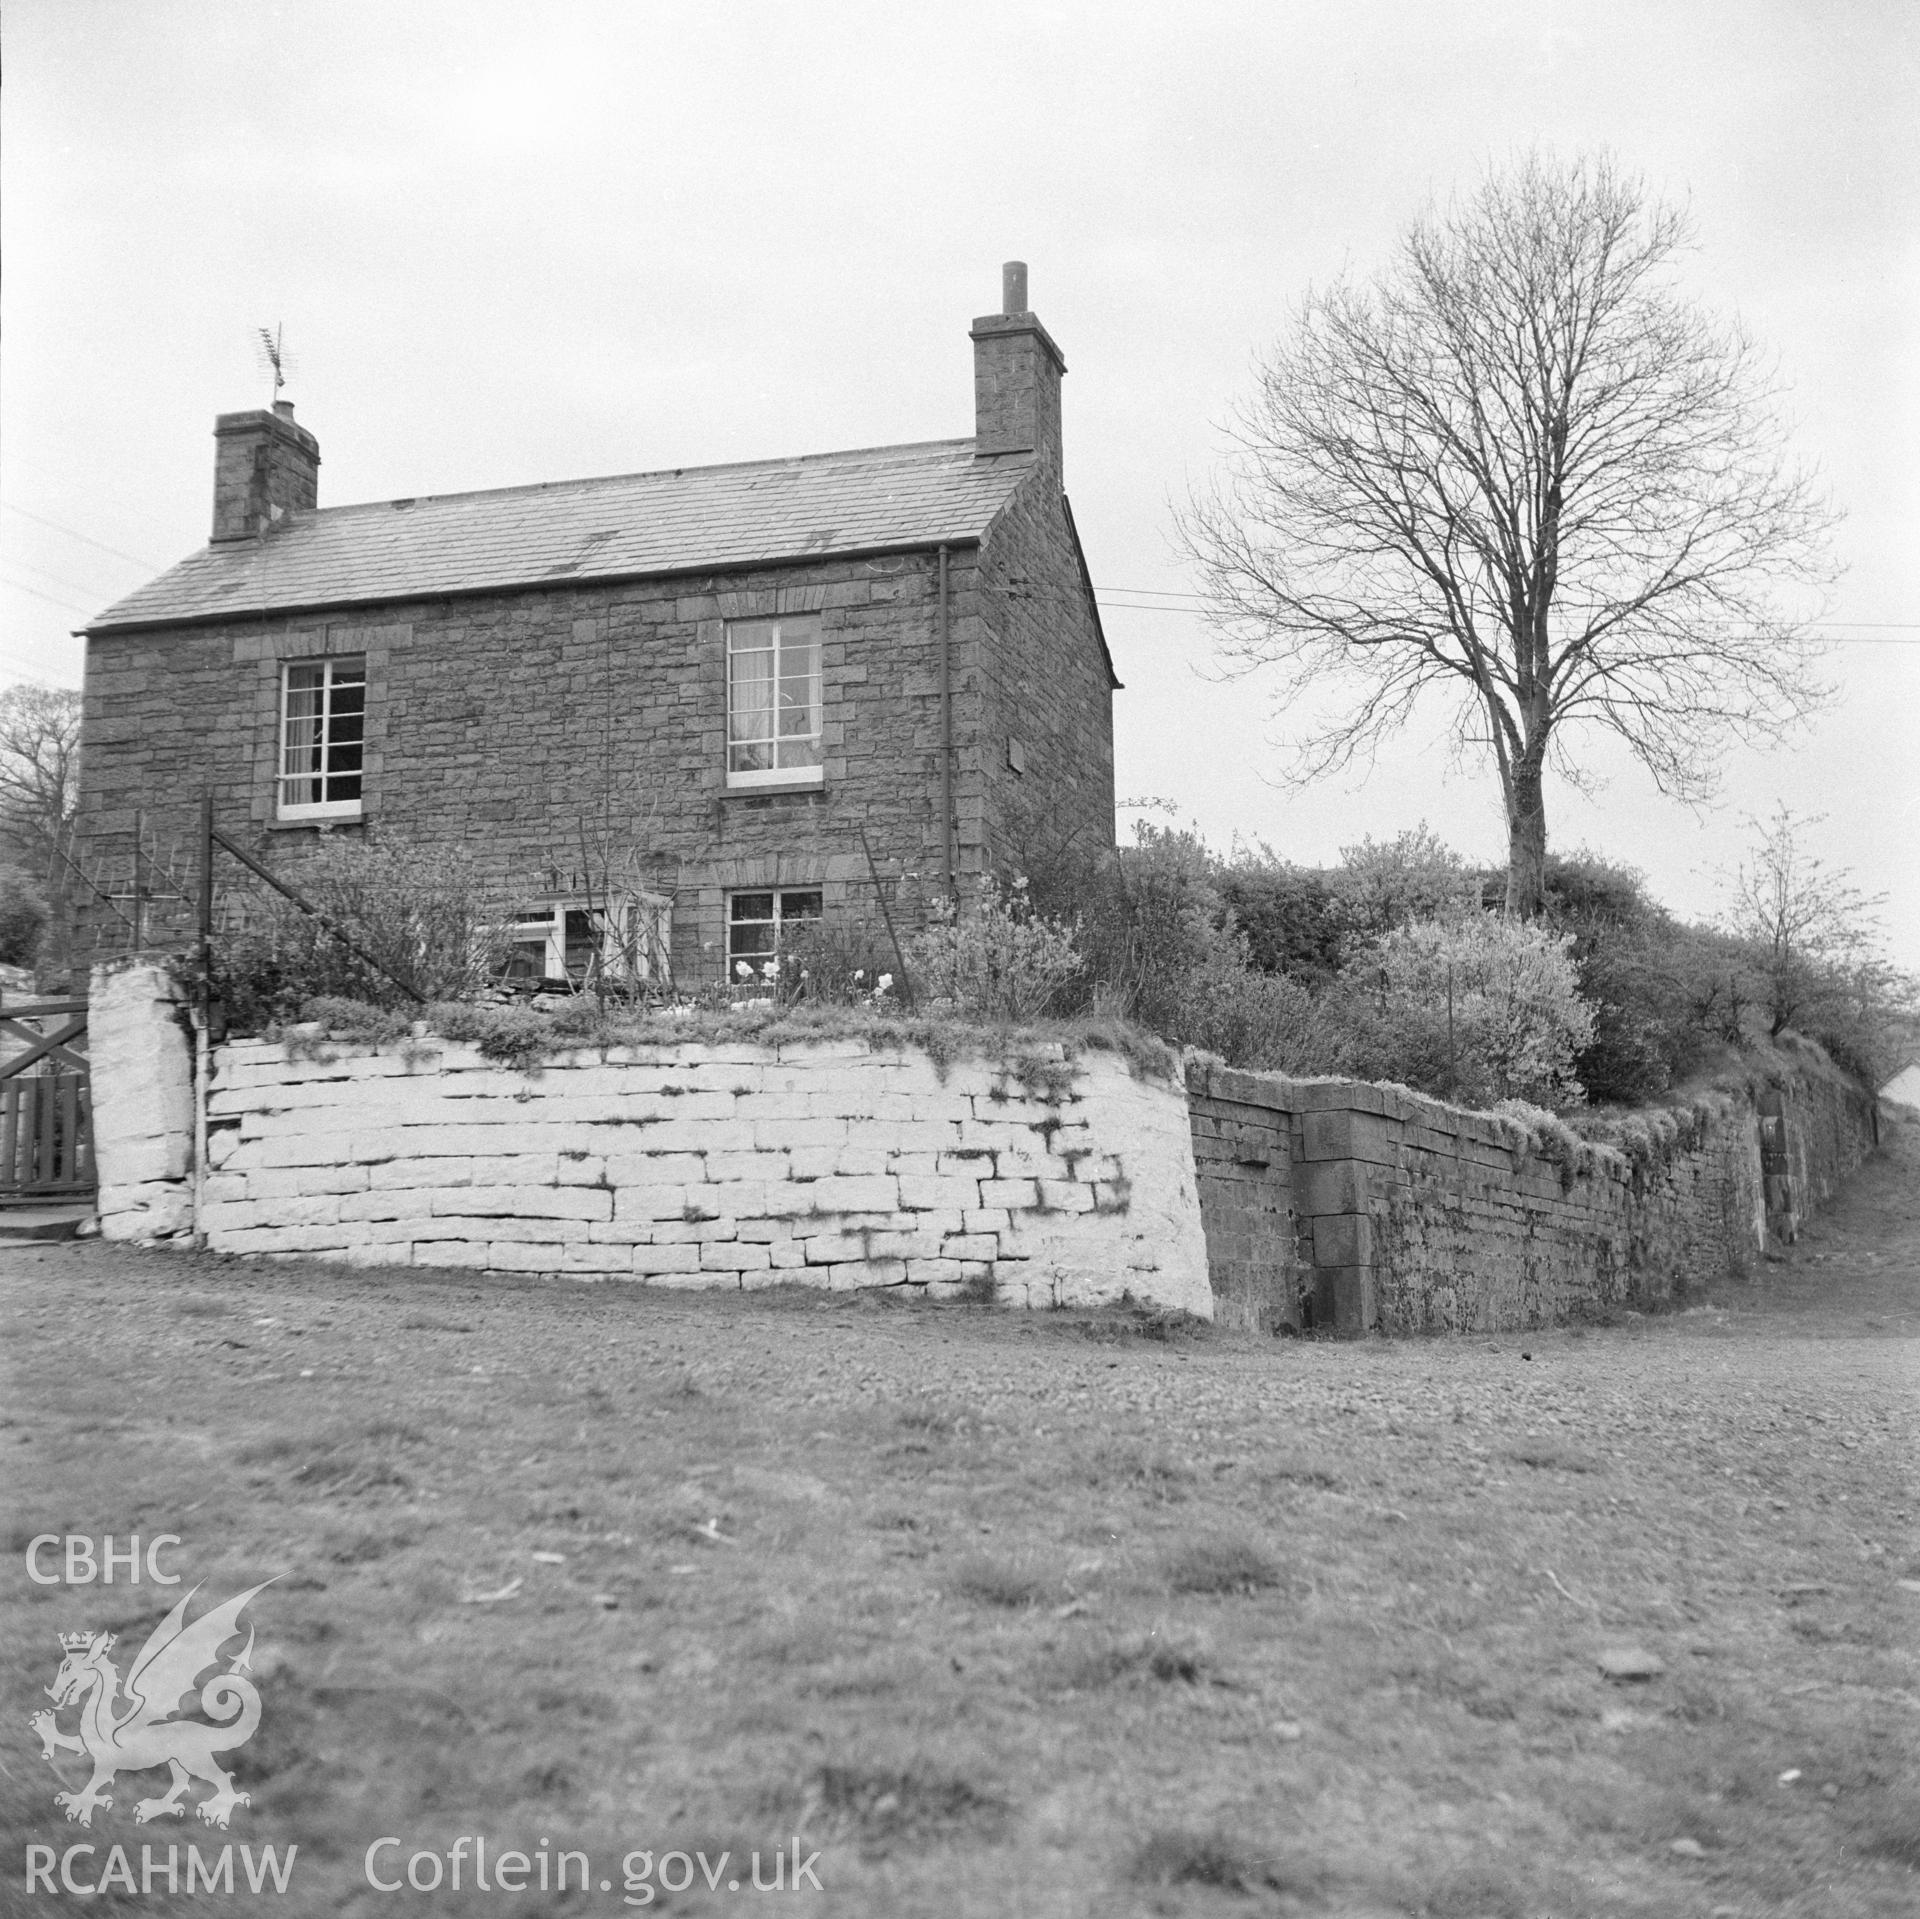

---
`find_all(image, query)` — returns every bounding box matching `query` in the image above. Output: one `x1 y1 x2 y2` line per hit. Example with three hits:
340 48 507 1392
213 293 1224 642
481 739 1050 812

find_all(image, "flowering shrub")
905 878 1082 1022
1324 912 1595 1106
769 913 899 1008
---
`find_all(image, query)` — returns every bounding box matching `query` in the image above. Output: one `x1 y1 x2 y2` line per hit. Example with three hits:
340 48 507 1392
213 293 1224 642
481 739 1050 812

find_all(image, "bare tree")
0 685 82 977
1725 804 1896 1047
0 684 82 873
1181 153 1838 915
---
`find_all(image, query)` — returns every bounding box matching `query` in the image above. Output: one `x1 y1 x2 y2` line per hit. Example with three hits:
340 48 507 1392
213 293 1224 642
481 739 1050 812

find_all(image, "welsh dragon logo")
29 1580 274 1829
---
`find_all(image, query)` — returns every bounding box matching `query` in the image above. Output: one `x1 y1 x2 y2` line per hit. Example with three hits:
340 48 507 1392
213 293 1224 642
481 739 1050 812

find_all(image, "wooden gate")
0 998 94 1201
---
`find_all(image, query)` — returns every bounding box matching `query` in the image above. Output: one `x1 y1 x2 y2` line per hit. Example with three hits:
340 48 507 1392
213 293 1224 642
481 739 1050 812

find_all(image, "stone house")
75 265 1118 991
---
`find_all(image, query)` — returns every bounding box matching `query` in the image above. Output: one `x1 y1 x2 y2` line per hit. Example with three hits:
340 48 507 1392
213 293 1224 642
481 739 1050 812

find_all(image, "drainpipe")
938 543 954 896
192 788 213 1249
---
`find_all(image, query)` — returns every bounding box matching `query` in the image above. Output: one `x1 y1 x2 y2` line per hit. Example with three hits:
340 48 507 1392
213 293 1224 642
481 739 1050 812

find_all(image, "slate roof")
86 438 1030 632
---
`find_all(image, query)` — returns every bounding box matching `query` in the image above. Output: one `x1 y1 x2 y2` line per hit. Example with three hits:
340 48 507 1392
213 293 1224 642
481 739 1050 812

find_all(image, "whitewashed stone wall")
90 960 195 1241
200 1035 1213 1317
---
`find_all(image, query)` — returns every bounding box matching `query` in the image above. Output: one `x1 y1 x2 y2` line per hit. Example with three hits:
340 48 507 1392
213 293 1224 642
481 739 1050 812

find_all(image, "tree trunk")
1504 761 1549 918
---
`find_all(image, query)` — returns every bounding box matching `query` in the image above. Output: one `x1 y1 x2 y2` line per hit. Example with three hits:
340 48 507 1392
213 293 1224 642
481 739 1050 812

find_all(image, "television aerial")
255 324 293 407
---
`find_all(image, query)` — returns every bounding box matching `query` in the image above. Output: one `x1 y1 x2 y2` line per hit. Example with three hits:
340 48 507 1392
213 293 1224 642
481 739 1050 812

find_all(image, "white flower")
734 960 751 979
876 972 894 994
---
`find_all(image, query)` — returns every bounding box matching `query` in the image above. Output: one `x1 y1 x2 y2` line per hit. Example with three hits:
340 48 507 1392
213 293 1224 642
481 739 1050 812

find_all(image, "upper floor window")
278 656 366 820
727 617 821 787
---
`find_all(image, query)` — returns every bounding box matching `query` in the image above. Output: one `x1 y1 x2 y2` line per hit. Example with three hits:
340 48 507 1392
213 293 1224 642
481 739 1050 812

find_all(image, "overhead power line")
2 577 99 618
0 502 165 572
0 647 82 688
6 555 117 605
1093 581 1920 628
1094 595 1920 642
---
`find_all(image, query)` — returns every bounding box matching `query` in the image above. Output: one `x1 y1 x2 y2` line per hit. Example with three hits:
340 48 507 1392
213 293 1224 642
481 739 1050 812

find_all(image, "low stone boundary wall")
87 961 1879 1337
1188 1058 1879 1335
193 1028 1211 1316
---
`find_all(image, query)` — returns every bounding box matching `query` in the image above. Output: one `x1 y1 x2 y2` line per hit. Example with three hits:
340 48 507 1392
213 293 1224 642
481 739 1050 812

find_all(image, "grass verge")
5 1122 1917 1915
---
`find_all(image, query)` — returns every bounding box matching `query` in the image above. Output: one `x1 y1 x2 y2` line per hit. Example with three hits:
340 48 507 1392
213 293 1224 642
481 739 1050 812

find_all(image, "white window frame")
726 887 823 981
503 895 672 987
277 655 367 821
726 616 823 789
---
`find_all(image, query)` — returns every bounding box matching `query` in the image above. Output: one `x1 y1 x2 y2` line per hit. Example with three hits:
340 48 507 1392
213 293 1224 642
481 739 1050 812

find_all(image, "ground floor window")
727 887 822 982
502 896 672 988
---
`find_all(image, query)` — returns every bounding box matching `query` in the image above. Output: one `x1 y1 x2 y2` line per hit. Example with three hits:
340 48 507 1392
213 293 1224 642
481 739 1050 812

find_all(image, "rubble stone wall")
1186 1068 1303 1334
1185 1058 1879 1336
74 550 996 987
76 523 1113 988
87 957 1877 1338
974 467 1117 874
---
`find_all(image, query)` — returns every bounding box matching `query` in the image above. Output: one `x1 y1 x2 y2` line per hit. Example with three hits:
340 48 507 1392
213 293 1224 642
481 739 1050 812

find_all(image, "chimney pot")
273 399 296 420
971 265 1065 470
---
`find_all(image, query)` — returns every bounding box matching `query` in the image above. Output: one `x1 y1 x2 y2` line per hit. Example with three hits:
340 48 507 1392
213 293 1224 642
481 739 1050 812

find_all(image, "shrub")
1795 959 1920 1085
1330 824 1479 953
422 999 564 1071
904 878 1080 1022
1059 825 1217 1030
213 830 513 1031
773 911 900 1008
0 879 45 967
296 995 413 1044
1536 853 1682 1103
1216 861 1345 989
1053 827 1321 1069
1324 911 1596 1107
1154 936 1320 1071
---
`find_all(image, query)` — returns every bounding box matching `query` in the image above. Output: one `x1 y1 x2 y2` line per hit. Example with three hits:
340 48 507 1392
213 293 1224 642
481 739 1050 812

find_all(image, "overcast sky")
4 1 1915 961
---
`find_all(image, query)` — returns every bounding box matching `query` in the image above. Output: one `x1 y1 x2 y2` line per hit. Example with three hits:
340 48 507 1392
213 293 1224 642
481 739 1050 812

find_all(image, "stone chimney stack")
211 399 320 543
970 261 1065 471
